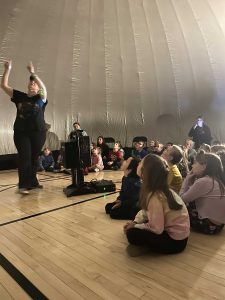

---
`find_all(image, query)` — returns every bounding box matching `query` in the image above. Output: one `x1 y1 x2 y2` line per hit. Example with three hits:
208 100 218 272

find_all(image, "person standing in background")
1 60 48 194
188 116 212 149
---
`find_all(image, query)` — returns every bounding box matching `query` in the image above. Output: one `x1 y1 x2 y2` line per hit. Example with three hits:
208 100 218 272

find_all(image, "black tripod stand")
63 168 95 197
62 132 95 197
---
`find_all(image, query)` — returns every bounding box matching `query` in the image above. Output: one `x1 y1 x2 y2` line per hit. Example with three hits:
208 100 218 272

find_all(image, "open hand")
27 61 35 73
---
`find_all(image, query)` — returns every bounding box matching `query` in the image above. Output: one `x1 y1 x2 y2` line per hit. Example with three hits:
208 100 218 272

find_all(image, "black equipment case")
90 179 116 193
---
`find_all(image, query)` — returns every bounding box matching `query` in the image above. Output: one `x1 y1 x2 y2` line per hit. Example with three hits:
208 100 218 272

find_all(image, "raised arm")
27 61 47 100
1 60 13 98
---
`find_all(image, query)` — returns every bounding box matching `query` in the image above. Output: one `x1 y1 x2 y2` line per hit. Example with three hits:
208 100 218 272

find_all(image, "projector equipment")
90 179 116 193
61 135 91 169
61 134 94 197
61 132 116 197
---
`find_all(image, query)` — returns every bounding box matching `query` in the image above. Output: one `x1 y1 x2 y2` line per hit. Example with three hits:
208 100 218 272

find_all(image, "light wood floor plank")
0 266 31 300
1 170 225 299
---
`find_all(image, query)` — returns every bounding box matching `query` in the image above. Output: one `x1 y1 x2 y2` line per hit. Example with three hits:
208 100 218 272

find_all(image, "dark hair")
166 142 173 147
97 136 104 143
196 150 225 195
29 75 35 81
115 141 123 148
139 154 183 211
73 122 80 126
127 158 140 179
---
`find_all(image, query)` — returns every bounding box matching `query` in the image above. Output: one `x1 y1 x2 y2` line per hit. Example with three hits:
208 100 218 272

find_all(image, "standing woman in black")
1 60 48 194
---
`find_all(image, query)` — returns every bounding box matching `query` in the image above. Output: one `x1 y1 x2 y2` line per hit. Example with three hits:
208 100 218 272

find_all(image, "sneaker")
94 168 100 172
126 244 149 257
18 188 29 195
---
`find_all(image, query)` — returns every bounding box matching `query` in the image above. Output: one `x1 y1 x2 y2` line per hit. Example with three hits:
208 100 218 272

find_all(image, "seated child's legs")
188 204 224 234
126 228 188 254
105 202 116 214
109 205 133 220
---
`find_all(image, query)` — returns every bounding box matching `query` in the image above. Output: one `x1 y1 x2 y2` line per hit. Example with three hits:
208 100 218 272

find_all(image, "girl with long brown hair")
180 150 225 234
124 154 190 255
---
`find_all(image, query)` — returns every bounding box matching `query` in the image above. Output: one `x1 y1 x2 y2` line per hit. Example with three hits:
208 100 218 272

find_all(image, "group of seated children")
105 140 225 256
39 135 225 256
96 137 125 171
97 136 150 171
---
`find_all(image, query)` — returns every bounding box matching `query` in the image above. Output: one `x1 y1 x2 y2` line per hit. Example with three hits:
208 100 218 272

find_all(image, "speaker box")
61 136 91 169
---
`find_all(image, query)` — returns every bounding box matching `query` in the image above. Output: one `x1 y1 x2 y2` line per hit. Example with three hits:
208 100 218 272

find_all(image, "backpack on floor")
90 179 116 193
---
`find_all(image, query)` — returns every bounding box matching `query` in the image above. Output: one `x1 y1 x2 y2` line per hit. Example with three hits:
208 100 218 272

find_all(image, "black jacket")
188 124 212 149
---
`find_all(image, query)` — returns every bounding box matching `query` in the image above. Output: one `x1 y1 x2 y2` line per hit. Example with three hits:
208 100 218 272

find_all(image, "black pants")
188 203 224 234
14 130 46 189
126 228 188 254
105 202 139 220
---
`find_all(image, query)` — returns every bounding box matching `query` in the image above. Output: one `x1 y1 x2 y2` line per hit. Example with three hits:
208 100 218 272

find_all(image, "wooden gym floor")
1 169 225 300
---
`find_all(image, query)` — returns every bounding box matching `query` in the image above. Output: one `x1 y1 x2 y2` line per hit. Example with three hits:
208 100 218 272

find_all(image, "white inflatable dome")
1 0 225 154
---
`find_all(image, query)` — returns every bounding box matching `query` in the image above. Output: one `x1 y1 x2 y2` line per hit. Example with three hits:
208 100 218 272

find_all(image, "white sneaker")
18 188 29 195
94 168 100 172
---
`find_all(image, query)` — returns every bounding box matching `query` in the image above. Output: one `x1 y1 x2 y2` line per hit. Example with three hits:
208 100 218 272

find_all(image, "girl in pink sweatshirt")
124 154 190 255
180 150 225 234
88 147 104 172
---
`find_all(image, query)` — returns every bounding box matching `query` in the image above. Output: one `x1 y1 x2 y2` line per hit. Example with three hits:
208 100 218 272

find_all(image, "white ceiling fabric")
1 0 225 154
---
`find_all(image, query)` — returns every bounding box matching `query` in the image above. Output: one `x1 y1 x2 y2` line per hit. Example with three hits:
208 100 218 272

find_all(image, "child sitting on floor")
180 150 225 234
106 143 124 170
38 147 55 172
105 157 141 220
88 147 104 172
162 145 183 193
131 140 148 160
124 154 190 255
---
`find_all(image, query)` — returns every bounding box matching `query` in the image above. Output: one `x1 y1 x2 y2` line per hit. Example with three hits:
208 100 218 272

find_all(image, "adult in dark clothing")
1 60 47 194
68 122 87 139
97 136 110 165
105 158 141 219
188 116 212 149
